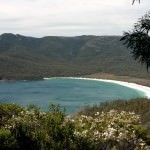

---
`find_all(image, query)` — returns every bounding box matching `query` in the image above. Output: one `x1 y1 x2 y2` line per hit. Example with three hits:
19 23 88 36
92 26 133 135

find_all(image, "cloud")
0 0 149 37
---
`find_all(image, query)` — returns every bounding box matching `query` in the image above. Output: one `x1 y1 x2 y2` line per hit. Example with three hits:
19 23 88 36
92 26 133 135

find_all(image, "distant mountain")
0 33 149 80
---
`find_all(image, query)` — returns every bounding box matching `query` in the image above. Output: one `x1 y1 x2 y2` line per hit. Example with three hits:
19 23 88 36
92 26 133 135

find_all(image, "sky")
0 0 149 37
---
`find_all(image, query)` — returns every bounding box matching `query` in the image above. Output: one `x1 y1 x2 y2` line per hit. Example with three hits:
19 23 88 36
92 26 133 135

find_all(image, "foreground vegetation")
0 98 150 150
79 98 150 125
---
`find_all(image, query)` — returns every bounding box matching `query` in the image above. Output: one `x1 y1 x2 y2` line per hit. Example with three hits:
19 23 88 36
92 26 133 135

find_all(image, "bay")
0 78 145 113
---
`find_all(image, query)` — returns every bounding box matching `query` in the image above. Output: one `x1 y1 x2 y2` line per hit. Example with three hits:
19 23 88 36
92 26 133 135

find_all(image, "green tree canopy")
121 11 150 70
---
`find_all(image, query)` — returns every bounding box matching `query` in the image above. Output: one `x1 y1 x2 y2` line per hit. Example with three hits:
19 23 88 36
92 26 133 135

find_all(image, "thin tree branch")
132 0 140 5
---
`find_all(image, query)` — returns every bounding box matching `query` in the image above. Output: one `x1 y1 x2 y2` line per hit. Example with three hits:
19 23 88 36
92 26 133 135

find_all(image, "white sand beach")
44 77 150 98
75 77 150 98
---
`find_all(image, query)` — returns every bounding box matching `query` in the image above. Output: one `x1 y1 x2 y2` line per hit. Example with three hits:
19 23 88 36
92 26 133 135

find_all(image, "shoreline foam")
44 77 150 98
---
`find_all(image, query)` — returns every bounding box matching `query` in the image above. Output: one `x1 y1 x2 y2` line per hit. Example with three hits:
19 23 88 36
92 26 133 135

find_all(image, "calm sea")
0 78 145 113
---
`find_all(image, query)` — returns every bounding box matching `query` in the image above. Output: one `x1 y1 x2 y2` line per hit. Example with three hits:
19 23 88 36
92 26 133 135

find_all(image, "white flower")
95 112 99 116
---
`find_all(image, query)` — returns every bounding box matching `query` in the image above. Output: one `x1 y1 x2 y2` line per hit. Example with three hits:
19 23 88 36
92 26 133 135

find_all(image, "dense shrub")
0 101 150 150
79 98 150 125
74 110 149 149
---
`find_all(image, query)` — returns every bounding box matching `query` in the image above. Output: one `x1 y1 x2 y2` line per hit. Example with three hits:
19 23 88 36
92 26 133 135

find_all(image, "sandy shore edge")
44 77 150 98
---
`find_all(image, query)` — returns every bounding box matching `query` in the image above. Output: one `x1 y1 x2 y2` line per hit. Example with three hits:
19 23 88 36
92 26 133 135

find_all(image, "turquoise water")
0 78 145 113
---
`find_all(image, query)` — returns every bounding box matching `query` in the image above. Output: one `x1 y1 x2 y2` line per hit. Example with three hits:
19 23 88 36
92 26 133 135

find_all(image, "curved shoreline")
44 77 150 98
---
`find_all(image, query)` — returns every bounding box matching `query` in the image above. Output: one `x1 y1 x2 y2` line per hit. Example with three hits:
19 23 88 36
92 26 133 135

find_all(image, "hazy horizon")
0 0 149 37
0 32 124 38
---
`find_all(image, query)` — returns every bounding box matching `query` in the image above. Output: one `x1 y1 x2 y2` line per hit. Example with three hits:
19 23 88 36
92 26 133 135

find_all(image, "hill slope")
0 33 149 80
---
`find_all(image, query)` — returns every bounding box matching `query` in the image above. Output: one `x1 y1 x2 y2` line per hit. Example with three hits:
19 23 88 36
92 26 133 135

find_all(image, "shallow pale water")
0 78 145 113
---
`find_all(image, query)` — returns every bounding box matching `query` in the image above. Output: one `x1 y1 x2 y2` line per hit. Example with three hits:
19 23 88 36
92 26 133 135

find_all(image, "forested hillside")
0 33 149 80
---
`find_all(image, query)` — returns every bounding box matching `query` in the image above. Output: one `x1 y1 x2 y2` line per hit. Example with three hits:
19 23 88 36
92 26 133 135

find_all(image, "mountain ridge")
0 33 149 80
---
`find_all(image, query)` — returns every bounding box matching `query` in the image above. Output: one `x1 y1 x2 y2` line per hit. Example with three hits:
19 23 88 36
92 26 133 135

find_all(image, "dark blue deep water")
0 78 145 113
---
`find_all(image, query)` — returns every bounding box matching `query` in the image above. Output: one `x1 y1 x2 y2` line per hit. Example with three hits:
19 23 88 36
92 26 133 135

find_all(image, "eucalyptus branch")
132 0 140 5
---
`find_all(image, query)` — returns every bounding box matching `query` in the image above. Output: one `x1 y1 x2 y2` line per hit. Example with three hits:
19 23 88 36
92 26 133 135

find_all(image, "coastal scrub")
0 103 150 150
